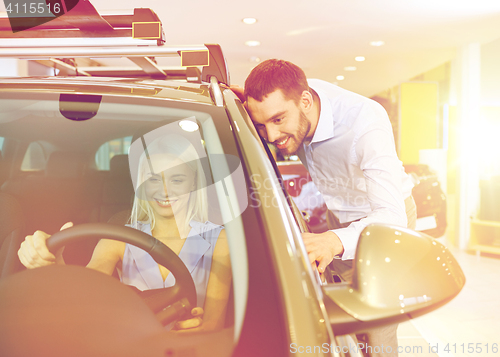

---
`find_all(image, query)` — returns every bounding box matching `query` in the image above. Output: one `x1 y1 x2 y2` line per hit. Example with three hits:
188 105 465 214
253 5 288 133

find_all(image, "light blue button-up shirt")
298 79 414 260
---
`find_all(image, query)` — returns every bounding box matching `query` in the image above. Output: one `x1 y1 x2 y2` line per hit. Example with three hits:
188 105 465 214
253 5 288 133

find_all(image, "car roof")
0 76 214 105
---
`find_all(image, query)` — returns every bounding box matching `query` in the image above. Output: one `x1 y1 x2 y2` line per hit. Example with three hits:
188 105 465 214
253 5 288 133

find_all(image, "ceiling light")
355 56 365 62
336 75 345 80
179 120 199 132
370 41 385 47
344 66 356 71
242 18 257 25
245 40 260 47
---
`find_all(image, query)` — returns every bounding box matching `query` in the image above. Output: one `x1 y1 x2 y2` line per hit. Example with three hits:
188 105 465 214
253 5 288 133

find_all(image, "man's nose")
266 126 280 143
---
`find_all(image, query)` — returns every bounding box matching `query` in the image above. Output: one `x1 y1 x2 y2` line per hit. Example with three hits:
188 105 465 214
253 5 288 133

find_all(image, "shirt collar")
138 220 206 240
307 86 335 145
187 220 206 237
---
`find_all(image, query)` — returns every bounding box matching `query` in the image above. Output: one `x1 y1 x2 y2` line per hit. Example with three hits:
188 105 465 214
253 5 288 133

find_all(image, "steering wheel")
46 223 197 326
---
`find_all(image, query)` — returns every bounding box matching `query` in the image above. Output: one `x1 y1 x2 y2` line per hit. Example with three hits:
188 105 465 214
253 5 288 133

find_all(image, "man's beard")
280 110 310 156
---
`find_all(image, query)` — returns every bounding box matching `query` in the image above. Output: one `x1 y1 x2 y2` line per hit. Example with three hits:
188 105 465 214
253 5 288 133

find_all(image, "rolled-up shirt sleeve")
334 118 408 261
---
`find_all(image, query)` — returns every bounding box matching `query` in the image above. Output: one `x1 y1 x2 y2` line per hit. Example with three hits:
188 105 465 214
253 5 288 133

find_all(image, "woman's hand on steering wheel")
18 222 199 327
18 222 73 269
173 307 204 331
40 223 198 327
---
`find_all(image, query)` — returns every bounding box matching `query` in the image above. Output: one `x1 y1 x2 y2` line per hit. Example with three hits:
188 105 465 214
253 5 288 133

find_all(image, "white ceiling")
6 0 500 97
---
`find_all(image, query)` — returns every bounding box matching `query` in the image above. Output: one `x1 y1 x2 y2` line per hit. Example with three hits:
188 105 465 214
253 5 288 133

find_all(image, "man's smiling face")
247 89 312 156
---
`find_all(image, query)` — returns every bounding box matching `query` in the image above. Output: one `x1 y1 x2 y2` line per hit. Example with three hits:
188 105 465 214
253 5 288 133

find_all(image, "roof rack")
0 1 230 85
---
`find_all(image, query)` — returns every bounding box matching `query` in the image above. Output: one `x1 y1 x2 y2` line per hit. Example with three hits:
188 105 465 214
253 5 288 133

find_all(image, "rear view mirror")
59 94 102 121
323 224 465 335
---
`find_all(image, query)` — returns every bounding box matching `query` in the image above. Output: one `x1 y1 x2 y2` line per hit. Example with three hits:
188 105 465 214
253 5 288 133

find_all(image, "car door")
223 88 344 356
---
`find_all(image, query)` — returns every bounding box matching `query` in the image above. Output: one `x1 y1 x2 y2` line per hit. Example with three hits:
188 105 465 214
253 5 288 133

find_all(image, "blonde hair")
129 134 208 232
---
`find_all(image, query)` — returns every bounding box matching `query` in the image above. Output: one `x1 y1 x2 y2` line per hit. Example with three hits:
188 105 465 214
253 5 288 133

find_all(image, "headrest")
45 152 85 178
0 192 24 243
109 155 130 177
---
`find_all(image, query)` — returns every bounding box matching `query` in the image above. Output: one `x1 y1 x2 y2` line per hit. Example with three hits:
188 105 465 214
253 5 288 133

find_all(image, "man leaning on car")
232 59 416 357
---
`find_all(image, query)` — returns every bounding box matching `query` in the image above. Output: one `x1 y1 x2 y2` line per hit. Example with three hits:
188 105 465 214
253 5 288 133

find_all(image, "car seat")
90 154 135 224
0 192 25 277
1 151 101 266
1 151 100 234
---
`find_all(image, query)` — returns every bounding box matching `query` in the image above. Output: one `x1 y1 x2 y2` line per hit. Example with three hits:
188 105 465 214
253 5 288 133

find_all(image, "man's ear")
300 90 314 112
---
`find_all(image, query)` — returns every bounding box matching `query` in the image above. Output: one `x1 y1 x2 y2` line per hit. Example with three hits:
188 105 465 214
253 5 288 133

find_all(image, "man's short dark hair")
244 59 309 103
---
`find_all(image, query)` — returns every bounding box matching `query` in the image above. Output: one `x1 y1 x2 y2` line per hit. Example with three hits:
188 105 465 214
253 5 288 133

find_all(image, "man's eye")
171 179 185 184
273 118 283 124
148 176 161 182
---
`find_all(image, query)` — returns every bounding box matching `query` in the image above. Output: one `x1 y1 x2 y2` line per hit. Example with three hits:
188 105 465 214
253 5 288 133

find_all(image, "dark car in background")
277 160 329 233
404 164 447 237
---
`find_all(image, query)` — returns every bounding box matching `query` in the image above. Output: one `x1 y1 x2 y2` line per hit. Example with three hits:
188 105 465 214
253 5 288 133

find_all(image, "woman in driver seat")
18 133 232 332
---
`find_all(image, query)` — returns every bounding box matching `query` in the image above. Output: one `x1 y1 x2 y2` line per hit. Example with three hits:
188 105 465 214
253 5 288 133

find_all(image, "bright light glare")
370 41 385 46
245 40 261 47
179 120 199 132
355 56 365 62
470 119 500 177
242 18 257 25
344 66 356 71
336 75 345 80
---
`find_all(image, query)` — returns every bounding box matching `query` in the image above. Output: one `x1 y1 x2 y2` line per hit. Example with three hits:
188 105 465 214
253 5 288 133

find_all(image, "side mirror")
322 224 465 335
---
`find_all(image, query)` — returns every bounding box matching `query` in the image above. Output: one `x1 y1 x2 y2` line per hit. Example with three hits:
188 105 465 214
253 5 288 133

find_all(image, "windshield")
0 90 249 351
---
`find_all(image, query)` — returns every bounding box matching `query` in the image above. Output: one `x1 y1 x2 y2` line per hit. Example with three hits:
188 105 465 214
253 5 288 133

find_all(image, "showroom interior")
1 0 499 355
